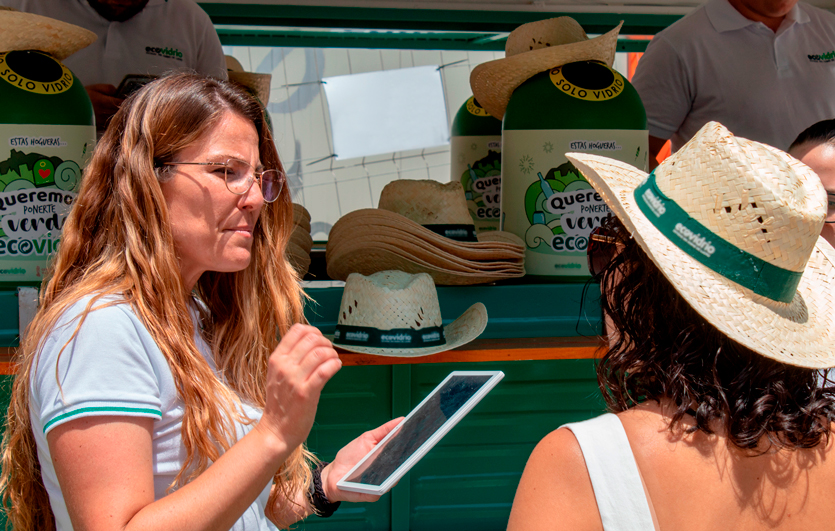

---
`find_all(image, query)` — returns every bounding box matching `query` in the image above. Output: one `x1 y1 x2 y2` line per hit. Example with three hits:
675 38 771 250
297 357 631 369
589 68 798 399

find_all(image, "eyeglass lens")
224 159 284 203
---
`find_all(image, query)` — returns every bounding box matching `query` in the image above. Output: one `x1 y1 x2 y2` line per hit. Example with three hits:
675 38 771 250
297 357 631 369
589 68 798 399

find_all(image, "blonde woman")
0 73 397 531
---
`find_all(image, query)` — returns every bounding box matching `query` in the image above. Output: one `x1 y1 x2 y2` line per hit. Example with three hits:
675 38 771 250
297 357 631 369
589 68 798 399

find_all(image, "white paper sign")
323 65 450 160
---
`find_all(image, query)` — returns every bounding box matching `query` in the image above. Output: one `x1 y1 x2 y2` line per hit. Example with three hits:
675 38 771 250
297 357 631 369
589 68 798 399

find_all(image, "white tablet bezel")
336 370 505 496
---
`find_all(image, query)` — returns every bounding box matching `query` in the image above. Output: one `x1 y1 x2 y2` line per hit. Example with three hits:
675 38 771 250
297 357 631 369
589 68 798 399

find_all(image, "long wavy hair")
592 215 835 451
0 73 313 530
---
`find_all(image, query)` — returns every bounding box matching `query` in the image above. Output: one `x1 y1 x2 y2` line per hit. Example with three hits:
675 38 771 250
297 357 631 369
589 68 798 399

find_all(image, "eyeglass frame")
587 225 626 277
161 158 285 203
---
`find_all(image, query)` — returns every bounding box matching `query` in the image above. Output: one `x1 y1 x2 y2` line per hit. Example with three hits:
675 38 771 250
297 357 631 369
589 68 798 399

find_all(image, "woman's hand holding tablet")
336 371 505 496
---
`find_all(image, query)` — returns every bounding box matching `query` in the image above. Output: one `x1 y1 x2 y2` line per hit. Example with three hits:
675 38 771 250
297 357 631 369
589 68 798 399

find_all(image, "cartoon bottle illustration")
0 11 96 286
500 60 647 281
450 96 502 232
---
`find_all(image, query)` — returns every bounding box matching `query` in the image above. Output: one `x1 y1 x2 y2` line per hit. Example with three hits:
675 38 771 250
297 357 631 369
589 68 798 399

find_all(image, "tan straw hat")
470 17 622 119
566 121 835 369
378 179 521 243
331 270 487 356
225 55 271 106
0 7 96 60
326 179 525 284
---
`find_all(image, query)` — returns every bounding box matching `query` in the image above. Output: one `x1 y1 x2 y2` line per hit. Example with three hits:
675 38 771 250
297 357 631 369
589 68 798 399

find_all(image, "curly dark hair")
592 215 835 451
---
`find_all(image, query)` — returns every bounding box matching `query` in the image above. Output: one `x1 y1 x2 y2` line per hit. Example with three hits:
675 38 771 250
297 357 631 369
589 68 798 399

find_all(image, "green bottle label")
0 124 95 282
501 129 647 277
450 135 502 232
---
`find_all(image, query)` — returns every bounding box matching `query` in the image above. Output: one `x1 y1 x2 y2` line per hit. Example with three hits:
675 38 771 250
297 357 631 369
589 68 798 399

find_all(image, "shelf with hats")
0 277 603 370
303 276 604 366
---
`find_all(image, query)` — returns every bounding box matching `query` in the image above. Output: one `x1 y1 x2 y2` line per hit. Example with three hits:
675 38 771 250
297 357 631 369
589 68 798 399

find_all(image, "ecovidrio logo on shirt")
808 50 835 63
145 46 184 61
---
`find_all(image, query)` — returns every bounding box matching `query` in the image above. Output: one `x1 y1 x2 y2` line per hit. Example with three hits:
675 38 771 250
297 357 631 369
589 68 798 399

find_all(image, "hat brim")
290 227 313 253
228 71 271 106
331 302 488 356
329 209 525 256
328 236 524 273
470 22 622 119
565 152 835 369
0 11 96 60
328 222 524 263
327 244 523 285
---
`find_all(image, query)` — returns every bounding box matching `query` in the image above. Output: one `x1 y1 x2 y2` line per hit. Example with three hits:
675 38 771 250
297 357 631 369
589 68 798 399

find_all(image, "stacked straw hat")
0 7 96 60
331 270 488 356
225 55 272 106
470 16 623 119
566 121 835 369
326 180 526 285
286 203 313 277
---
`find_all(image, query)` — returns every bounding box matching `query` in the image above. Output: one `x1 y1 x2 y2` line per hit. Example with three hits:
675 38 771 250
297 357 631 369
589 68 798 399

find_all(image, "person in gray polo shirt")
632 0 835 168
1 0 227 134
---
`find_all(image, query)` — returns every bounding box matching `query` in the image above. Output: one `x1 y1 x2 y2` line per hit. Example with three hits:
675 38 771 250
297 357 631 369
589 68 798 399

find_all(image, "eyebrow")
207 155 264 170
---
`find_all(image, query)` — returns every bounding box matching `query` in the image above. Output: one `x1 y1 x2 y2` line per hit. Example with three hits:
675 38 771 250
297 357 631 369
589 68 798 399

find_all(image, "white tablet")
336 370 504 496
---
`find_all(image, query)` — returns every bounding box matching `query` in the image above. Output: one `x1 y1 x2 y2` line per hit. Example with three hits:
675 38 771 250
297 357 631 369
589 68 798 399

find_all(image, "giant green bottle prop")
450 96 502 233
502 60 647 281
0 49 95 286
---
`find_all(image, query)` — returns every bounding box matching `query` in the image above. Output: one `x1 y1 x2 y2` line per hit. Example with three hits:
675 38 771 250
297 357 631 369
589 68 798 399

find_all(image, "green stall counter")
0 282 607 530
299 282 606 531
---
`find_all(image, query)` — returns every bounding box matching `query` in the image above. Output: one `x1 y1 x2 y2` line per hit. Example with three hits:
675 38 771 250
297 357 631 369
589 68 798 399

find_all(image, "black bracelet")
308 461 341 518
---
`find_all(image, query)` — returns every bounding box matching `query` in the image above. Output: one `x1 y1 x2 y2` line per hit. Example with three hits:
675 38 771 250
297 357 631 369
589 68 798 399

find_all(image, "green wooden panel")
303 365 394 530
303 359 604 530
0 374 14 531
0 290 19 347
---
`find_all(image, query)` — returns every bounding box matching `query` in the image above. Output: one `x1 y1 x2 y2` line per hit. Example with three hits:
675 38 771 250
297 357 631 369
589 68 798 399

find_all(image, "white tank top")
563 414 656 531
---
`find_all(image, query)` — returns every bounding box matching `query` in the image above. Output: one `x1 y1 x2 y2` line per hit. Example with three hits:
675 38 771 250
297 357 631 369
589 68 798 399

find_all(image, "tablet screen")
341 372 500 488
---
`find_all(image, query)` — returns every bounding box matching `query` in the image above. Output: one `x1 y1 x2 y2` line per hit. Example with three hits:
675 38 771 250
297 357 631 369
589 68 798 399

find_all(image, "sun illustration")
470 143 478 151
519 154 534 175
543 141 554 154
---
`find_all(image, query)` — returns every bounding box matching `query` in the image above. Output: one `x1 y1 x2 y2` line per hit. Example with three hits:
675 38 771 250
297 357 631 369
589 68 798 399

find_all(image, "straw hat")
331 270 487 356
565 121 835 369
470 17 622 119
287 203 312 276
325 180 526 285
0 7 96 60
378 179 521 243
225 55 271 106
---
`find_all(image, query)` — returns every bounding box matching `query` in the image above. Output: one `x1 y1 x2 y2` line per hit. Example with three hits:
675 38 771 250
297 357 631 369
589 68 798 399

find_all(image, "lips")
226 225 254 235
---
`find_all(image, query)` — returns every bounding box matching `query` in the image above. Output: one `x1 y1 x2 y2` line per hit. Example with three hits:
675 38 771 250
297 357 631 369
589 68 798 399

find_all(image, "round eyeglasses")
162 158 285 203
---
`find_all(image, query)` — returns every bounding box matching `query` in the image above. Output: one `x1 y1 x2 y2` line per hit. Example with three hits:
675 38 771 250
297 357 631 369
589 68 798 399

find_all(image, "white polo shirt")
30 296 276 531
2 0 227 87
632 0 835 152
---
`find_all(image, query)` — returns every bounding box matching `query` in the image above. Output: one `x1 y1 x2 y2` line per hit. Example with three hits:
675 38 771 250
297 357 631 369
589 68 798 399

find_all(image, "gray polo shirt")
2 0 227 87
632 0 835 152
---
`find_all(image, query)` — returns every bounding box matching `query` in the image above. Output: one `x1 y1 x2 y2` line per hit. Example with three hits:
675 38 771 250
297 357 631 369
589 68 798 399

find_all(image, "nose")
238 176 265 211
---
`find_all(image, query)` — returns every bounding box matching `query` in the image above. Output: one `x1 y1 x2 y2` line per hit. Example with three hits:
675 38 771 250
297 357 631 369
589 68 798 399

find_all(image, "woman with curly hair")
508 122 835 530
0 73 397 531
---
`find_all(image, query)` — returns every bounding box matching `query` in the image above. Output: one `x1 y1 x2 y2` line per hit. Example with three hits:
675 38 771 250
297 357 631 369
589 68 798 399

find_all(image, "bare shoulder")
507 427 603 531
